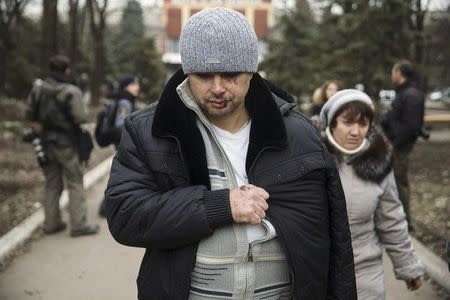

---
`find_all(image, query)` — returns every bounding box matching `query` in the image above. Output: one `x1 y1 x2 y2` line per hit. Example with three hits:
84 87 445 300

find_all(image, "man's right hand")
229 184 269 225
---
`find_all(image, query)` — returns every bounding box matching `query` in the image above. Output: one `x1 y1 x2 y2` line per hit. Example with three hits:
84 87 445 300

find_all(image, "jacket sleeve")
388 92 423 147
325 155 357 300
105 117 233 250
375 171 426 280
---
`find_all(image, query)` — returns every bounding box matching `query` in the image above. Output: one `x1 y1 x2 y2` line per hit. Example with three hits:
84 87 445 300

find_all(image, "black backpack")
94 101 120 147
27 82 94 163
27 83 74 133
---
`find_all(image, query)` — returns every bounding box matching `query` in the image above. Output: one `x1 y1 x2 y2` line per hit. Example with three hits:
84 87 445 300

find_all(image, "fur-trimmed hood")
324 127 393 184
151 69 295 187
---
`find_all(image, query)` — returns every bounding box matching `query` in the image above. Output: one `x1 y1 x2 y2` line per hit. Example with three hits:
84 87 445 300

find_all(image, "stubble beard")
200 95 241 118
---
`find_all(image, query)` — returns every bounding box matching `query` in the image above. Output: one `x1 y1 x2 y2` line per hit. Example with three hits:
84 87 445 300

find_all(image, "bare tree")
408 0 432 89
0 0 28 94
68 0 80 66
425 7 450 89
87 0 107 105
41 0 58 69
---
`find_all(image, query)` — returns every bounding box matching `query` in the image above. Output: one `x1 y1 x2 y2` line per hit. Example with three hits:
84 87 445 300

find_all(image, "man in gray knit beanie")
105 7 356 300
180 7 259 74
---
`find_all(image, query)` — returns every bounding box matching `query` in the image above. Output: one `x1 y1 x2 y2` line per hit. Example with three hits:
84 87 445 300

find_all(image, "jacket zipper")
175 89 295 296
177 87 240 188
245 217 283 263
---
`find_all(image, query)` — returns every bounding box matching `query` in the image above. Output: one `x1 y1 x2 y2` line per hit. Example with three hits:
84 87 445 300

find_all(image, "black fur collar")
152 69 289 187
324 127 393 184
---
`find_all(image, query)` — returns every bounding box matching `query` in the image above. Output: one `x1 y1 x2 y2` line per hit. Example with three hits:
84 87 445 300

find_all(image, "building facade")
161 0 274 72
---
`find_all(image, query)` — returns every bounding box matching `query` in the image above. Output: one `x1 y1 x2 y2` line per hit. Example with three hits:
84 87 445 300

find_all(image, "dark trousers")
392 143 415 228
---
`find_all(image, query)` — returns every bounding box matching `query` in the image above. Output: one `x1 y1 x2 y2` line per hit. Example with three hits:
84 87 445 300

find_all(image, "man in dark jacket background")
105 8 356 300
381 60 425 229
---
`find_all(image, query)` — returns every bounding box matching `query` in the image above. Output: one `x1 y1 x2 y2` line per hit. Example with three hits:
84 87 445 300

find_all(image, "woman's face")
332 111 369 150
325 82 339 100
126 82 140 97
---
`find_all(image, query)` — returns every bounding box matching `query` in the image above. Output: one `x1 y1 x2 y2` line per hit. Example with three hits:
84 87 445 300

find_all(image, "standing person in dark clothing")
105 8 356 299
113 76 139 140
26 55 99 237
381 60 425 230
98 75 140 217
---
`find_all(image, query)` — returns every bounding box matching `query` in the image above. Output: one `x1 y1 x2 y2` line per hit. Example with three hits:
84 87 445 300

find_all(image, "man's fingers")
257 199 269 211
253 187 269 199
244 185 269 200
248 192 269 207
261 190 270 200
253 206 266 219
247 195 269 212
248 213 261 225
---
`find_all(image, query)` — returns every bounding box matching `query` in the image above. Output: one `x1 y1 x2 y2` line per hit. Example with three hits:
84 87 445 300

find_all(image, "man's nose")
210 75 226 95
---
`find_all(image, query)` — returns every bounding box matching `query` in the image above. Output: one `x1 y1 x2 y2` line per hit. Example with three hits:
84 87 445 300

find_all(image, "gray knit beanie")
180 7 259 74
319 89 374 129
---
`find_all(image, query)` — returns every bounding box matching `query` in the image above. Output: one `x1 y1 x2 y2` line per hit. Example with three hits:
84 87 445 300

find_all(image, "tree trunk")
90 31 104 105
87 0 107 105
0 0 26 95
41 0 58 70
0 48 8 96
79 3 88 52
68 0 79 67
0 34 12 95
412 0 428 90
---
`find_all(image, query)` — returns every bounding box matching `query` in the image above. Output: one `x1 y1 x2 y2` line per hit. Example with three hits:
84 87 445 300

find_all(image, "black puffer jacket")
105 70 356 300
381 82 425 147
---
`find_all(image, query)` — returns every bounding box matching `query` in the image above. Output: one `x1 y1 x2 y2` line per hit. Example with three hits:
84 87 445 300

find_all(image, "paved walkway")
0 176 444 300
424 128 450 143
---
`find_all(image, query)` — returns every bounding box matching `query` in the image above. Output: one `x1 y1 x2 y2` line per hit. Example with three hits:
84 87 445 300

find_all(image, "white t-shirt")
211 121 267 243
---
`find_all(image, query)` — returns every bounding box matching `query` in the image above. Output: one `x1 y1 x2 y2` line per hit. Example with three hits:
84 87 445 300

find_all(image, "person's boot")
43 222 67 235
70 224 100 237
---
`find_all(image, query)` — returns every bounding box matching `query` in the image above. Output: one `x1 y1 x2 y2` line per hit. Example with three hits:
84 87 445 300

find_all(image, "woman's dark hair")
330 101 374 129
